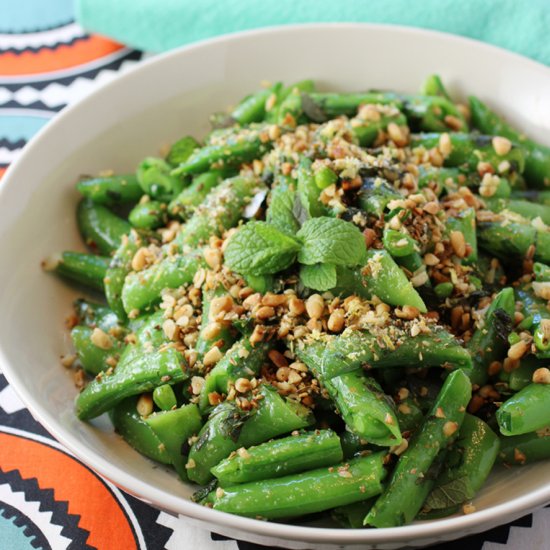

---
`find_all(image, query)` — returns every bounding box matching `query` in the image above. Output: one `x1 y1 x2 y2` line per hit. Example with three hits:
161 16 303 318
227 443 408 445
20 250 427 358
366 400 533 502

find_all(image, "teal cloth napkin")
76 0 550 64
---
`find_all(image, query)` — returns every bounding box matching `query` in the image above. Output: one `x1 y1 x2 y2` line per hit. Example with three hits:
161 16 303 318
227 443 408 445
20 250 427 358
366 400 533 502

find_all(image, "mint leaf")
224 221 300 276
299 263 337 291
266 185 300 234
297 217 366 266
424 477 472 510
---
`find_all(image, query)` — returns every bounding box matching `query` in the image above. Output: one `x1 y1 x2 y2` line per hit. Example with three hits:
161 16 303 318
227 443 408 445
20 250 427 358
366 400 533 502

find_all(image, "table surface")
0 3 548 549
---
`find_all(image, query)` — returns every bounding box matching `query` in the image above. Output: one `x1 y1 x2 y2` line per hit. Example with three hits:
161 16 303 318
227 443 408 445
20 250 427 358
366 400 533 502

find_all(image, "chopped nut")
533 367 550 384
237 447 251 459
450 230 466 258
190 376 205 395
136 393 153 417
256 305 275 320
61 354 77 368
185 458 196 469
202 322 222 340
327 309 345 332
162 319 177 341
492 136 512 156
288 297 306 316
73 368 85 389
276 367 290 382
250 324 266 345
508 340 530 360
208 391 222 406
423 253 440 266
243 293 261 310
462 503 476 515
235 377 252 393
305 294 324 319
261 293 287 307
438 133 452 157
203 247 222 269
268 349 288 368
209 295 234 319
395 305 420 320
443 421 459 437
90 328 113 350
203 346 223 367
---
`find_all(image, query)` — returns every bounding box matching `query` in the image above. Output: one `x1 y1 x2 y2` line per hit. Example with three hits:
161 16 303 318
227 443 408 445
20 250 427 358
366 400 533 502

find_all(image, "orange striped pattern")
0 35 124 76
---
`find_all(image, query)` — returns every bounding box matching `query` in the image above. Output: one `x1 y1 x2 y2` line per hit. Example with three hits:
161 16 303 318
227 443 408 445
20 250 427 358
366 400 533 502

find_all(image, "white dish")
0 23 549 549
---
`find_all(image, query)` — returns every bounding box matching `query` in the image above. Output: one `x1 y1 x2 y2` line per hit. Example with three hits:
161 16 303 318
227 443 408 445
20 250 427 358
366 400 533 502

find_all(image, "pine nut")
288 297 306 316
306 294 324 319
492 136 512 156
203 346 223 367
450 230 466 258
327 309 345 332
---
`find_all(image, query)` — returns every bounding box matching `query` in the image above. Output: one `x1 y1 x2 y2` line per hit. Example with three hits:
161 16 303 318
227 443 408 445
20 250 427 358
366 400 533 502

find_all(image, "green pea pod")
173 125 273 175
109 396 171 464
467 287 515 386
121 250 205 314
211 429 343 485
365 369 471 528
105 230 145 319
306 92 402 118
403 94 467 132
298 327 472 380
145 404 203 479
232 83 282 124
357 177 401 218
137 157 184 200
484 198 550 226
338 431 371 459
351 110 407 147
51 251 109 291
383 228 417 258
76 174 143 205
76 312 190 420
469 95 550 188
152 384 177 411
199 338 271 412
395 397 425 434
166 136 199 166
534 262 550 282
71 325 123 376
187 385 313 485
361 250 427 312
447 207 477 264
498 426 550 465
417 166 465 195
410 133 526 175
509 356 545 391
420 74 451 101
175 176 266 247
421 415 499 516
497 383 550 436
128 200 167 229
325 371 402 446
207 453 387 520
73 299 122 332
168 170 227 220
76 199 131 255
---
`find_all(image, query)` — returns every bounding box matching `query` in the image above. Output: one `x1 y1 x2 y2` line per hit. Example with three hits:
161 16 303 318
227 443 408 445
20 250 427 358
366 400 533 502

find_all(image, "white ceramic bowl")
1 24 549 550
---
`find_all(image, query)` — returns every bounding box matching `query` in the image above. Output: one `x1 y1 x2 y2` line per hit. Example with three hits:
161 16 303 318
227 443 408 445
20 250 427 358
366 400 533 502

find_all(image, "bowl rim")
1 22 550 545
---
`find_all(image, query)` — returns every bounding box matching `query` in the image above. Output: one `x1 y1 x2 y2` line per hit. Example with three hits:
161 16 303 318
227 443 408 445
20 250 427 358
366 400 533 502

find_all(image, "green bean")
417 166 465 195
332 499 376 529
76 199 131 255
339 431 370 459
198 338 270 412
109 396 171 464
73 299 122 331
187 385 313 484
357 177 401 218
351 109 407 147
297 157 326 218
50 251 109 291
175 176 265 247
76 174 143 205
497 382 550 436
365 369 471 527
208 452 387 520
395 397 425 434
498 426 550 465
467 287 515 386
137 157 184 200
511 189 550 205
121 250 205 314
421 415 499 516
232 83 281 124
211 429 343 485
145 404 203 479
76 312 190 420
166 136 199 166
128 200 167 229
469 95 550 188
383 229 417 257
509 356 545 391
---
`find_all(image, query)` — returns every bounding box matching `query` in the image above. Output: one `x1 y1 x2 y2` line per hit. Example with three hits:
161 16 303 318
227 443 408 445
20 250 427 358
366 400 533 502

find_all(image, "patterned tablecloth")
0 2 548 549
